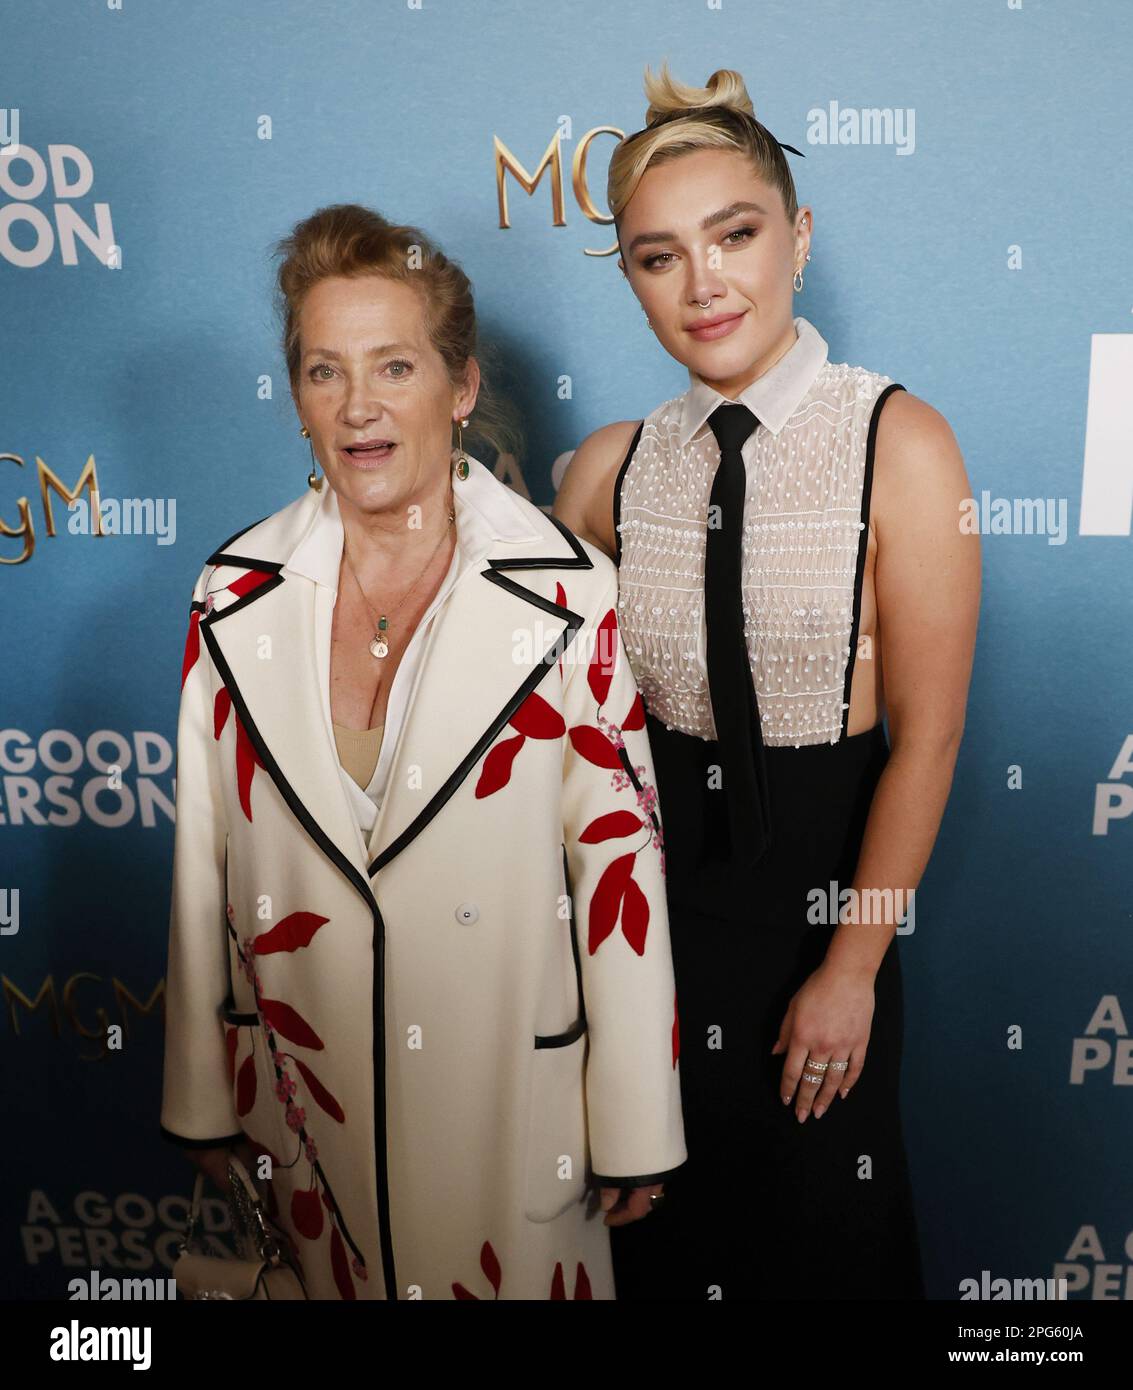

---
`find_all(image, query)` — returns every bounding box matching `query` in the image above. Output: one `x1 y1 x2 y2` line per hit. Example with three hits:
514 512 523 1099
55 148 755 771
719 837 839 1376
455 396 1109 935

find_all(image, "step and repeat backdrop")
1 1 1130 1301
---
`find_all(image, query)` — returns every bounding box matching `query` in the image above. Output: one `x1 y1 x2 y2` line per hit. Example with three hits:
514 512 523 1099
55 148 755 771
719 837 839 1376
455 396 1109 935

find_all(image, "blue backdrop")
2 0 1130 1301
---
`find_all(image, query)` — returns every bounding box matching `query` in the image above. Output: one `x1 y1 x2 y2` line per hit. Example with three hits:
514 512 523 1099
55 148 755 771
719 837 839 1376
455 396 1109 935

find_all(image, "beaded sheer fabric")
616 329 899 749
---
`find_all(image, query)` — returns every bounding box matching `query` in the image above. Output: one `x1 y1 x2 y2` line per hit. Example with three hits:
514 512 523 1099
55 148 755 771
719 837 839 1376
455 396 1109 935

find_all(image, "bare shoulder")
552 419 642 560
873 389 972 533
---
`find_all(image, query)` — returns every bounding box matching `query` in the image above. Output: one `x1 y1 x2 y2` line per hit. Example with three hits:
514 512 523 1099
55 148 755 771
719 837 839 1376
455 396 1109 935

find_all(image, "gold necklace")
344 508 455 659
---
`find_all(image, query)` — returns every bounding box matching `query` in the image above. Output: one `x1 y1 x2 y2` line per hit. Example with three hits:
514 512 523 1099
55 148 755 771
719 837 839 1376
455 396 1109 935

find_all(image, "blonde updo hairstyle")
608 63 800 233
274 203 523 463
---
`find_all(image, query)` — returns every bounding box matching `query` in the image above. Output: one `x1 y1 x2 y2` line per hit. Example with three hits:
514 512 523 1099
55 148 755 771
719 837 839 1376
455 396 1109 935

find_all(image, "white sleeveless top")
614 317 903 749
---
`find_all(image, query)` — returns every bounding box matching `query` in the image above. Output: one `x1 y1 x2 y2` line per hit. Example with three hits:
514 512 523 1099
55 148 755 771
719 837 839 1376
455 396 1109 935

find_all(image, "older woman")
159 204 685 1300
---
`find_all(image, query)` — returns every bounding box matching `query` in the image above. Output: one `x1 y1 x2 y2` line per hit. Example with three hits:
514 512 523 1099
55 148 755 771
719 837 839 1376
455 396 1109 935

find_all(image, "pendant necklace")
343 507 456 659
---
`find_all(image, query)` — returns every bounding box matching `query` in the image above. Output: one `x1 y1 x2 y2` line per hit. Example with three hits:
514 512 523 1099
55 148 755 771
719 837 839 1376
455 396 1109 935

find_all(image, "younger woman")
555 64 980 1299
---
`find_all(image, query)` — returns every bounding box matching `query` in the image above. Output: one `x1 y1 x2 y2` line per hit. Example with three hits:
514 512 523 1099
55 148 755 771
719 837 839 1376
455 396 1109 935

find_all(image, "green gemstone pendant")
369 615 389 659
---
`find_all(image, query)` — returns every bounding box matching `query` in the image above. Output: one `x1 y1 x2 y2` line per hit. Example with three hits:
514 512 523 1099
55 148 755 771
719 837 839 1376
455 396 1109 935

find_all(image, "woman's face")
617 148 811 396
292 274 478 518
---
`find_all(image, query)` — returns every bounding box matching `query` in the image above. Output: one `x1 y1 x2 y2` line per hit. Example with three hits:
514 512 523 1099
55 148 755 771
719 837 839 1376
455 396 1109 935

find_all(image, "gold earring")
454 417 470 480
301 425 322 491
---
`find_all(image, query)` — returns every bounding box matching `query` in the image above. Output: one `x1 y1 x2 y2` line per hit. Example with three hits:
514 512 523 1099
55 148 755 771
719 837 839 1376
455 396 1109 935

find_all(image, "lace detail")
616 360 896 748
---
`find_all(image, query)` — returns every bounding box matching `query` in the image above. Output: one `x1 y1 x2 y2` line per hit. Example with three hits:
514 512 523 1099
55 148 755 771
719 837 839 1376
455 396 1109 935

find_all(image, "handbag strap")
181 1154 284 1266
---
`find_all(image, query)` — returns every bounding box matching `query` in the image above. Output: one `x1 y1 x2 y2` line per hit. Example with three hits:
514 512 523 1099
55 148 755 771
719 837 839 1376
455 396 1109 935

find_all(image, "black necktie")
704 402 771 868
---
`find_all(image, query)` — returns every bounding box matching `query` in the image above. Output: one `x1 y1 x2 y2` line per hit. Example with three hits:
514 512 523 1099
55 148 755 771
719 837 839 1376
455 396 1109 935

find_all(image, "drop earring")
301 425 322 491
793 251 811 294
453 417 470 480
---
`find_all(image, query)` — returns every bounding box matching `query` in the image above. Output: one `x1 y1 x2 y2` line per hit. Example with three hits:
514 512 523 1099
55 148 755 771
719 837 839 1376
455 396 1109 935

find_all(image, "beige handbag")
173 1154 308 1300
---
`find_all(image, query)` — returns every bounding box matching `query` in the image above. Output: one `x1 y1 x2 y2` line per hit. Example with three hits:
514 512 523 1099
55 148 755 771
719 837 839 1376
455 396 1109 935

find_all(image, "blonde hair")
274 203 523 462
607 63 799 230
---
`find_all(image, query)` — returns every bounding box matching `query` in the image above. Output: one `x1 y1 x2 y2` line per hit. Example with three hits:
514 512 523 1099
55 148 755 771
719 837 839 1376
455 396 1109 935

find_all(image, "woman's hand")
772 961 875 1122
599 1184 664 1226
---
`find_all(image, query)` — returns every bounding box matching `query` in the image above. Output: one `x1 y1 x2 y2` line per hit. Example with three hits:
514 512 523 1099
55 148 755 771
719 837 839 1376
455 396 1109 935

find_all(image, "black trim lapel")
369 517 594 874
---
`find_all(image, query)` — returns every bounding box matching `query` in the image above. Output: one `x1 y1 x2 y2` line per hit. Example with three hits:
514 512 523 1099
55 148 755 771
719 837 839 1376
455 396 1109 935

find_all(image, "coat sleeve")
560 564 687 1187
159 563 243 1150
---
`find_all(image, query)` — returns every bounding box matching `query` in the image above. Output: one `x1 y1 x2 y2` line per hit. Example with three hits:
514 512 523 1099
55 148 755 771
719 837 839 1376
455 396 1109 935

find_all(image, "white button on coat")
455 902 479 925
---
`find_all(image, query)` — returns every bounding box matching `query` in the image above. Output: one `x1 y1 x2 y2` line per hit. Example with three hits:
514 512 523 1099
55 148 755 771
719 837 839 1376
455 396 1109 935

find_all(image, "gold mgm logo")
494 120 624 258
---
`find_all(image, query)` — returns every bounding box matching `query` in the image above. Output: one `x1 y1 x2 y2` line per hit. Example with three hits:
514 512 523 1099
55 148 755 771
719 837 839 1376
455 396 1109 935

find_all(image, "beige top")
332 721 385 791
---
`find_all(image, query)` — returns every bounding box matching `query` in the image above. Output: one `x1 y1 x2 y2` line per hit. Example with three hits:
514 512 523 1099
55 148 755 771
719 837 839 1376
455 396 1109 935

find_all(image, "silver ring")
829 1060 849 1071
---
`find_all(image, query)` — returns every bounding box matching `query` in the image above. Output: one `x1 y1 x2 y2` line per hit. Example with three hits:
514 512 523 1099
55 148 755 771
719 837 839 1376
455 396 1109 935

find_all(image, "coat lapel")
199 530 372 889
365 523 592 874
196 474 597 903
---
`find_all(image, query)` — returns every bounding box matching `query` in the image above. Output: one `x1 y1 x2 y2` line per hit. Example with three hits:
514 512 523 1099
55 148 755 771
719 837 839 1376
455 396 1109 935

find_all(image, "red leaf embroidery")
574 1262 593 1299
291 1183 324 1241
291 1056 345 1123
622 691 646 731
235 712 263 822
452 1282 479 1300
509 691 566 739
550 1261 566 1300
620 875 649 955
181 610 201 689
568 725 622 770
672 991 680 1069
480 1240 502 1297
225 1025 238 1084
579 810 642 843
330 1226 356 1300
589 853 635 954
475 733 525 798
254 911 329 956
235 1052 257 1115
587 609 618 706
260 998 324 1051
213 687 231 740
227 569 274 599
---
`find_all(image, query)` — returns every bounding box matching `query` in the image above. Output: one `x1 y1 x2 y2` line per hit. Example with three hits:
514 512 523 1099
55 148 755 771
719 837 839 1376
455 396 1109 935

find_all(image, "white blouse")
282 457 509 844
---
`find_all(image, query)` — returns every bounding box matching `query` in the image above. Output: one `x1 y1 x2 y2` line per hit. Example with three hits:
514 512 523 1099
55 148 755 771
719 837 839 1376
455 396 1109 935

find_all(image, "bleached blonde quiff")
607 62 800 232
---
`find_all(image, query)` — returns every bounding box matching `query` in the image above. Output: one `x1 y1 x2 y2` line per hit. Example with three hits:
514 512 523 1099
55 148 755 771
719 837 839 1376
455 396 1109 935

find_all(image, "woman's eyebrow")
301 342 417 359
626 201 768 253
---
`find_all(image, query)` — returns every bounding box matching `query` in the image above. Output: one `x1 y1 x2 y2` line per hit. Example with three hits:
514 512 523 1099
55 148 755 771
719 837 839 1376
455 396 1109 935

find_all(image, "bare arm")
552 420 641 560
824 390 982 978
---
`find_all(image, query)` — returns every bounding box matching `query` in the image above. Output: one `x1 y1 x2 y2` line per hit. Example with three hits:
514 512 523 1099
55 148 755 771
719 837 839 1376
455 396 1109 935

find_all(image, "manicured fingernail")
840 1088 849 1099
796 1109 806 1124
813 1104 825 1119
782 1094 792 1105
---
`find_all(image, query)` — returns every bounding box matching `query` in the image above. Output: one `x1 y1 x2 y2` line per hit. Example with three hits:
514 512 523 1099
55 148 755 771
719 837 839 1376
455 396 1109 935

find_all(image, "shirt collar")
678 315 829 446
284 452 540 592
